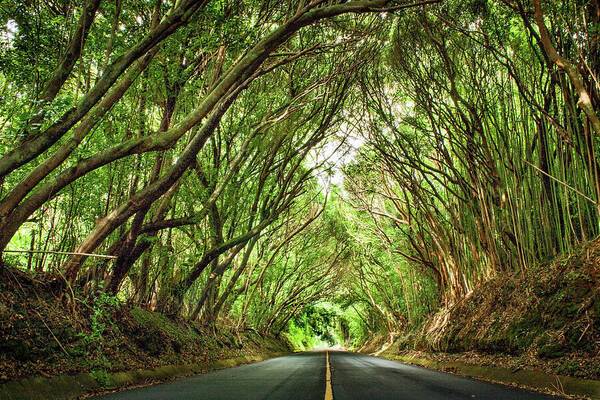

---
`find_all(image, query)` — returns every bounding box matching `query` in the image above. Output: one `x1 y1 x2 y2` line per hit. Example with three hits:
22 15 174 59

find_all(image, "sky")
310 127 365 191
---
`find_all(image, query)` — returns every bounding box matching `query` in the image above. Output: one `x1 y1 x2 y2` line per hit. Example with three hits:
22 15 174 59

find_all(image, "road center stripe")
324 351 333 400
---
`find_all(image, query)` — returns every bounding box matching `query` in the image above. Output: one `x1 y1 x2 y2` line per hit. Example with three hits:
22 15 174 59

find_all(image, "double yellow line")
324 351 333 400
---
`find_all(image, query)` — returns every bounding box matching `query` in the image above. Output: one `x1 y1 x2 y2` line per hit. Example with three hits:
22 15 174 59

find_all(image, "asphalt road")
94 352 559 400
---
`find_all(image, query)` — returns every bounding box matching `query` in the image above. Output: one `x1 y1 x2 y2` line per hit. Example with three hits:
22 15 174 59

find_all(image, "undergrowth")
0 265 289 382
388 238 600 379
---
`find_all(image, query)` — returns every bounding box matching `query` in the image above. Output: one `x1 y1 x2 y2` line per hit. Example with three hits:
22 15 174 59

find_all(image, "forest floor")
378 238 600 381
0 265 288 384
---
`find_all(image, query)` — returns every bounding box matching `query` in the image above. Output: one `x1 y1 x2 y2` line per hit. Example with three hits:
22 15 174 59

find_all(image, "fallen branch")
524 160 598 206
3 249 117 259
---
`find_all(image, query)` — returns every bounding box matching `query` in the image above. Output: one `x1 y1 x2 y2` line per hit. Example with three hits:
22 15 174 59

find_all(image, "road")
94 352 559 400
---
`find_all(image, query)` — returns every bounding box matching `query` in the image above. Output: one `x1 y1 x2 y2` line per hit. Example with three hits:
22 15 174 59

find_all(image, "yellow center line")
324 351 333 400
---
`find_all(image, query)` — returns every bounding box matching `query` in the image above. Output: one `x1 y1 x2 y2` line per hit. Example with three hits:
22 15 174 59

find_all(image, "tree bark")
533 0 600 137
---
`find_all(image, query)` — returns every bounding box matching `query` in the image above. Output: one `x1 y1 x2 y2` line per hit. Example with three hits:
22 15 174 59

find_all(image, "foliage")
285 304 340 350
0 0 598 355
88 294 120 341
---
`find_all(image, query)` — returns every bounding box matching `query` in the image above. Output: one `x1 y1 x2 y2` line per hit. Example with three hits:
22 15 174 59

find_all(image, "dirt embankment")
386 238 600 381
0 266 288 384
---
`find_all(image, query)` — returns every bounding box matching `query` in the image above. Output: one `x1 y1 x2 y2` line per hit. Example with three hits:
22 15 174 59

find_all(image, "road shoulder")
376 352 600 400
0 352 287 400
